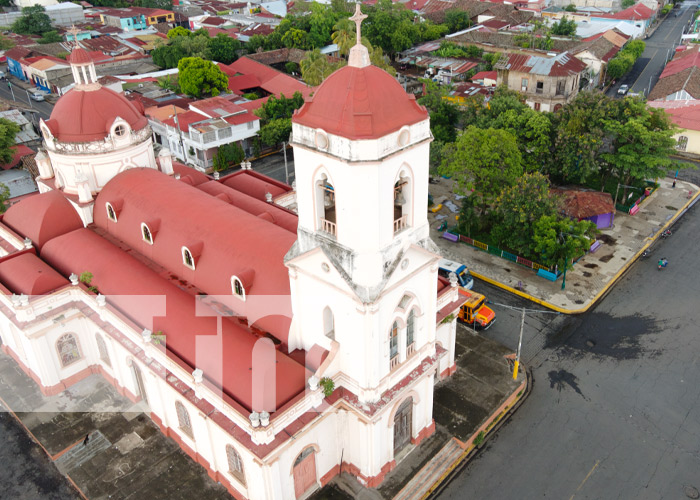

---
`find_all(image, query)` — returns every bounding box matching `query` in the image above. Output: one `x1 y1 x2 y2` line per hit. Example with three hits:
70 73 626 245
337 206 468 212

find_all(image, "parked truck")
457 288 496 329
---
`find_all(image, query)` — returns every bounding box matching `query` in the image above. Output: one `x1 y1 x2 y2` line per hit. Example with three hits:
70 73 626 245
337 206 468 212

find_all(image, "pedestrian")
83 433 89 446
672 180 676 188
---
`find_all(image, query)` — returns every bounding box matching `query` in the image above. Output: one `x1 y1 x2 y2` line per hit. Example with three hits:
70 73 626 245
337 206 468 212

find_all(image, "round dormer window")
315 129 328 150
113 124 127 137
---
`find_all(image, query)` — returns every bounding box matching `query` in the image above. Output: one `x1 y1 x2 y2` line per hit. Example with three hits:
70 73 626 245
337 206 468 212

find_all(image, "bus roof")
438 259 466 273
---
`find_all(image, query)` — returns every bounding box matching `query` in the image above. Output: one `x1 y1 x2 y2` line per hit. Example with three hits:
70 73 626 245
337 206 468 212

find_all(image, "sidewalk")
431 178 700 313
313 325 529 500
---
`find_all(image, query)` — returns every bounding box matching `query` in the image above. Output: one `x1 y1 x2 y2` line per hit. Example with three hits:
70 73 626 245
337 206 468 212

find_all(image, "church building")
0 10 461 499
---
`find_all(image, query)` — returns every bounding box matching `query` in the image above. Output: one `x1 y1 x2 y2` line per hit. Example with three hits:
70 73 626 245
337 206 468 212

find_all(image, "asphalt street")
609 1 697 97
0 75 54 122
438 197 700 498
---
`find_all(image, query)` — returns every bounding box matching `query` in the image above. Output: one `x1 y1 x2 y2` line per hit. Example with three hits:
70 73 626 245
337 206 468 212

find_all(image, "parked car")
618 84 629 95
29 91 45 101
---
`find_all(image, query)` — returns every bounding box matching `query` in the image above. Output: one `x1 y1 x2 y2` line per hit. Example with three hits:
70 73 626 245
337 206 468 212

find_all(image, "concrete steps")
55 430 111 474
393 438 464 500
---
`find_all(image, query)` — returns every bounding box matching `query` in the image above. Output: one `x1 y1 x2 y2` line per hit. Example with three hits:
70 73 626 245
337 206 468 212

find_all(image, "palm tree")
301 49 332 86
332 18 355 57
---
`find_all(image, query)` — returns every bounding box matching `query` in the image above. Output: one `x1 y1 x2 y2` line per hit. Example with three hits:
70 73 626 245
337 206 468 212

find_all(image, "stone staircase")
55 430 111 475
392 438 464 500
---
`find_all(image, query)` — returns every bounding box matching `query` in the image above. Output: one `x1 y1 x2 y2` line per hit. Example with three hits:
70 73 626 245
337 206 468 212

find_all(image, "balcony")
321 218 336 237
393 215 408 234
406 342 415 357
390 355 400 371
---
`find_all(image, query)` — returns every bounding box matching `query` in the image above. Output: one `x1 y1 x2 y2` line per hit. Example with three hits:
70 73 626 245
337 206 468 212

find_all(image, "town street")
0 77 54 122
609 1 697 97
438 194 700 498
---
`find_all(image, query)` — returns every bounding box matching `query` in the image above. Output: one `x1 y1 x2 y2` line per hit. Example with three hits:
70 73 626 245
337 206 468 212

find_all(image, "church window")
56 333 81 368
175 401 194 438
389 321 399 363
113 124 126 137
182 247 195 270
406 310 415 349
232 277 245 298
141 223 153 244
226 445 246 485
106 202 117 222
323 306 334 340
317 174 336 237
95 333 111 367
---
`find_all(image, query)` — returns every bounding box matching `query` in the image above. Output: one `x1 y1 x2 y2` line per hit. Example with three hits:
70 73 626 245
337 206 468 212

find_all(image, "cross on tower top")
349 3 368 47
68 25 80 42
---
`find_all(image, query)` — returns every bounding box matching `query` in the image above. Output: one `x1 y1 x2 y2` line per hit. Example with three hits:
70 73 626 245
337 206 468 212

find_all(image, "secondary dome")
45 86 149 143
67 47 92 64
292 64 428 140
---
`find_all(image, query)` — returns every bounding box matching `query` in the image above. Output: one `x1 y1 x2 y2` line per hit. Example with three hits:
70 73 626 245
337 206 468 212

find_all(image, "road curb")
472 187 700 315
423 366 533 499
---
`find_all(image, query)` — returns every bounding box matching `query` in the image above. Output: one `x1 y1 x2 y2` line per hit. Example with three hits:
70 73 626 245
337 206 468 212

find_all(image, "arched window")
106 202 117 222
323 306 334 340
677 136 689 152
406 310 415 347
56 333 81 367
226 445 246 485
141 223 153 244
316 173 336 237
393 171 411 234
389 321 399 365
95 333 111 367
232 277 244 298
175 401 193 438
182 247 195 270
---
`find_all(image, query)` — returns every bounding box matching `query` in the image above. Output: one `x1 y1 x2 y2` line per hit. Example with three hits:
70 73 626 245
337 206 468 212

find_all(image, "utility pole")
25 89 32 109
7 81 15 101
282 140 289 185
513 308 525 380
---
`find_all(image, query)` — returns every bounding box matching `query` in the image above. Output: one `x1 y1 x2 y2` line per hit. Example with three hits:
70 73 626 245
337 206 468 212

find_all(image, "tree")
207 34 241 64
417 79 460 143
178 57 229 98
138 0 173 9
444 9 471 33
152 43 187 69
255 92 305 147
300 48 338 85
550 16 577 37
246 34 267 53
491 107 553 173
564 3 577 11
282 28 310 49
259 117 292 147
213 142 245 171
12 5 52 36
0 183 9 214
38 30 62 44
601 98 678 195
332 18 354 56
0 118 21 166
440 126 523 214
0 34 14 50
167 26 191 39
491 173 559 255
533 215 597 272
621 0 635 7
308 2 336 48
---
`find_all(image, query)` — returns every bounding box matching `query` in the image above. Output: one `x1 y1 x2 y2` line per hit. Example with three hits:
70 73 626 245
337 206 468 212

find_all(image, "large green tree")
440 126 523 214
533 215 597 274
0 118 21 166
444 9 471 33
491 173 559 255
255 92 305 147
177 57 229 98
417 79 460 143
12 5 52 36
206 34 241 64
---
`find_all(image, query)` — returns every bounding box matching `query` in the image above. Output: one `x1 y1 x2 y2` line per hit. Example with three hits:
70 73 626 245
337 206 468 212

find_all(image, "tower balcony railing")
393 215 408 234
406 342 415 357
390 355 400 371
321 218 337 237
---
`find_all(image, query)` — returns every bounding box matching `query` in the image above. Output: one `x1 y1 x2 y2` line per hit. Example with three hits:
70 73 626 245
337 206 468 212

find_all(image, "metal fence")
454 233 551 272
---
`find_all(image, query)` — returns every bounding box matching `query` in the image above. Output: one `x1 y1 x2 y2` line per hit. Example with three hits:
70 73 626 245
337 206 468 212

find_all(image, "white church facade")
0 12 462 500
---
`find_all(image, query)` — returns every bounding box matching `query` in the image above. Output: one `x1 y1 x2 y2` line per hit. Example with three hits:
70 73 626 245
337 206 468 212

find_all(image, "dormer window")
106 202 117 222
141 223 153 244
182 247 195 270
114 124 126 137
231 276 245 299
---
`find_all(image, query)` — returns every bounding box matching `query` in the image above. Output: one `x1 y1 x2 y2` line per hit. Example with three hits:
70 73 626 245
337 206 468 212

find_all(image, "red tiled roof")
293 64 428 140
0 252 69 296
93 168 296 342
1 145 34 170
555 188 614 219
471 70 497 82
648 100 700 131
190 96 245 118
2 190 83 251
223 57 312 98
162 109 206 132
5 47 33 61
498 51 586 77
595 2 654 20
221 170 292 201
200 16 227 25
660 45 700 79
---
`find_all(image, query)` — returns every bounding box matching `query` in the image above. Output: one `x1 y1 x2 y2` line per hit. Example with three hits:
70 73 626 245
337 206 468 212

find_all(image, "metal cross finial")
68 25 80 41
349 3 368 46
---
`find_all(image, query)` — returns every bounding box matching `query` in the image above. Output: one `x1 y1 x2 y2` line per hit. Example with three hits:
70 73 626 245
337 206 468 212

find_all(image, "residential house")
148 96 260 170
221 56 313 98
470 70 498 86
571 33 621 88
648 45 700 101
555 188 615 229
5 47 36 81
445 81 494 105
0 110 41 146
496 51 587 111
648 100 700 156
98 8 149 31
588 3 656 36
21 57 72 94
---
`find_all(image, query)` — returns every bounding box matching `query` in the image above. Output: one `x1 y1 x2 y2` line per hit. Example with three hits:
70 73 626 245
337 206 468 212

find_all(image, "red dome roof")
292 64 428 140
45 86 149 143
68 47 92 64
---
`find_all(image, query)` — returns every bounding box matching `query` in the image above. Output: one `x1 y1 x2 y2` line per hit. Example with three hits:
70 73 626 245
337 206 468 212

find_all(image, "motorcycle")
641 249 650 259
661 229 672 239
658 258 668 270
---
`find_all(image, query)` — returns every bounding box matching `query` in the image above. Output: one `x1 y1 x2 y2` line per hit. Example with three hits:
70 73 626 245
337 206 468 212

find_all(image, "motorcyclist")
658 258 668 268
